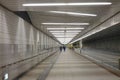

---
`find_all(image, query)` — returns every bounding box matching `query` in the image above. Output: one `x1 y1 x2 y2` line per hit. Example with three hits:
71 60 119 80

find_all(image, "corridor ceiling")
0 0 118 44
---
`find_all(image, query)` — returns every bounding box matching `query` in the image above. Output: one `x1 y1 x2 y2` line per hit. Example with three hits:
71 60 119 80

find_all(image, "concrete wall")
0 6 59 80
81 23 120 70
83 37 120 53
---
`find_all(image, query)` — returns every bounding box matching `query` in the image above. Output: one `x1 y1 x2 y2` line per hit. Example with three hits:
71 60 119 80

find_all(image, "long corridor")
0 1 120 80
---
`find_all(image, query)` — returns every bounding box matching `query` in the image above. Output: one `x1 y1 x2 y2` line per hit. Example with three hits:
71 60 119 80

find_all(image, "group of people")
60 46 66 52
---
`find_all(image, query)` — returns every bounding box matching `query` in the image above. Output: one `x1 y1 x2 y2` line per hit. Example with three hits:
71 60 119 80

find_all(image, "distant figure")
63 46 66 52
60 46 63 52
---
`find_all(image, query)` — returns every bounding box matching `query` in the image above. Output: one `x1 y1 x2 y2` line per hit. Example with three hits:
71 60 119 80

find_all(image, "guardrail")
74 48 120 76
0 48 55 69
0 47 59 80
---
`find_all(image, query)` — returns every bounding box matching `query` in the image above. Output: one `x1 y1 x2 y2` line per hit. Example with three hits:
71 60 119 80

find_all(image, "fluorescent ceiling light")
49 11 97 17
42 23 89 25
47 28 64 30
68 2 112 5
54 36 76 38
52 33 79 34
67 28 84 29
57 38 72 39
47 28 84 30
23 3 67 6
55 34 75 36
53 34 77 36
66 31 81 32
66 31 81 33
52 34 78 37
23 2 112 6
50 31 64 32
54 35 75 37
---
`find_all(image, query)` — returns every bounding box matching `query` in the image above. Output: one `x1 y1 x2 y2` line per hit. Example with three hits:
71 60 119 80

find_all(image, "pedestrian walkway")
18 49 120 80
45 49 120 80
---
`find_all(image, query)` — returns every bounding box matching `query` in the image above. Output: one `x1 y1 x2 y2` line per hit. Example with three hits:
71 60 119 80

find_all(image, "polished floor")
19 49 120 80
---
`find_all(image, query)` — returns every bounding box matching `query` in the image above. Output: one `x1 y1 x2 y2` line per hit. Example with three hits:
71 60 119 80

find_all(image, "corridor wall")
0 5 59 80
73 8 120 75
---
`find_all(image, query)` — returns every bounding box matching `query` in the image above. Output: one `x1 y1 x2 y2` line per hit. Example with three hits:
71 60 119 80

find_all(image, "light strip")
66 31 81 32
53 34 77 36
23 2 112 6
57 38 72 39
42 23 89 25
47 28 84 30
49 11 97 17
53 35 78 36
68 28 84 29
54 36 76 38
52 34 78 37
52 33 79 34
50 30 81 33
50 31 64 32
54 34 76 36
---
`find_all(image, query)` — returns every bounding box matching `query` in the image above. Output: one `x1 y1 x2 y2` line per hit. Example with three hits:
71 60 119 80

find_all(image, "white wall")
0 6 59 80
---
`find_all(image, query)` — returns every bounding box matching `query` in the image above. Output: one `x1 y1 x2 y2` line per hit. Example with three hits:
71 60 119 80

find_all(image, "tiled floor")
45 49 120 80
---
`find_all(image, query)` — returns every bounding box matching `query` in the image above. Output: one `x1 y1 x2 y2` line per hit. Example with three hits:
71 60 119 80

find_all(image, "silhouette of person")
63 46 66 52
60 46 63 52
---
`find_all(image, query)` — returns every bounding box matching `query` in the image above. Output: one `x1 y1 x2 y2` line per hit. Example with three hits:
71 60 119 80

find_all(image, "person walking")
60 46 63 52
63 46 66 52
